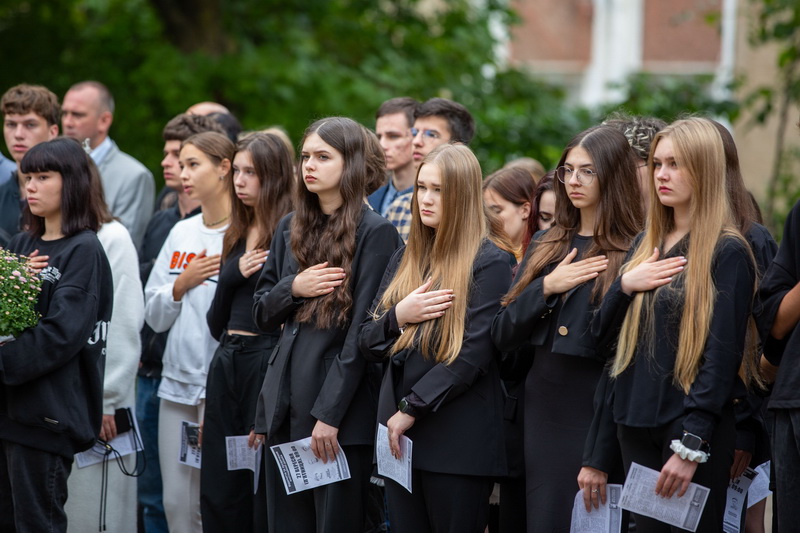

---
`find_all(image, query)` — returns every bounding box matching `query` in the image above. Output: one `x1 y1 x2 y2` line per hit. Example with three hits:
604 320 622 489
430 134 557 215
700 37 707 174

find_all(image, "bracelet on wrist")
669 440 709 463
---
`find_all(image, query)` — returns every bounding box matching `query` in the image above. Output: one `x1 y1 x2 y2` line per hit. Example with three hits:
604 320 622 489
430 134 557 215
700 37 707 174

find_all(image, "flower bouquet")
0 248 42 343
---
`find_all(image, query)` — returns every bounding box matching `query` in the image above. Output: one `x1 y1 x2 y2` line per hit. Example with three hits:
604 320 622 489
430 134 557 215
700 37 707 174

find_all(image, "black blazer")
592 235 754 443
761 201 800 408
492 233 603 363
358 240 512 477
252 207 403 446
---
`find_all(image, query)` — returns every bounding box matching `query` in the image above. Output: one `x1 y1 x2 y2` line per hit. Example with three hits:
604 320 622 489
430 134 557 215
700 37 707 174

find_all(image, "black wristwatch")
680 431 711 454
398 397 418 417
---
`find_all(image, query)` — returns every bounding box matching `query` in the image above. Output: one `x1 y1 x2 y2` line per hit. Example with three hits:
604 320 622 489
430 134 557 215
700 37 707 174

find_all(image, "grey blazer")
97 139 155 246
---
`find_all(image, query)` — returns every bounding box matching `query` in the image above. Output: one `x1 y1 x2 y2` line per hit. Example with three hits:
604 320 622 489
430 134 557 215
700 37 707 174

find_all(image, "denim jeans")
136 375 169 533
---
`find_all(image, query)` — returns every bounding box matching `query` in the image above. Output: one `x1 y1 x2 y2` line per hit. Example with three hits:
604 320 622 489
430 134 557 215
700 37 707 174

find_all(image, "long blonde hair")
375 144 487 365
611 117 755 393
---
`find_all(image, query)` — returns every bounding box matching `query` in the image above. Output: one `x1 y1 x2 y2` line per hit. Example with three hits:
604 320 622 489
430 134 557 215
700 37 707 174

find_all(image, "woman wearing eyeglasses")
491 126 644 532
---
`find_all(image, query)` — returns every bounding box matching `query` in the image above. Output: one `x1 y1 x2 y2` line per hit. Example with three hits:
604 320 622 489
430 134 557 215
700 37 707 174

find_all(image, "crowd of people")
0 80 799 533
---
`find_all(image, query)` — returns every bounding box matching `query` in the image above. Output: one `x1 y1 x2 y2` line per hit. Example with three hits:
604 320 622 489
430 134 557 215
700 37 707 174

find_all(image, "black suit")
252 207 402 533
359 240 512 532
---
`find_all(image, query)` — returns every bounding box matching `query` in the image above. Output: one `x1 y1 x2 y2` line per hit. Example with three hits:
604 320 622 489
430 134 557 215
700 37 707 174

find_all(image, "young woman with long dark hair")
359 143 512 532
591 117 757 532
250 117 402 533
200 132 295 532
0 137 113 532
491 126 644 531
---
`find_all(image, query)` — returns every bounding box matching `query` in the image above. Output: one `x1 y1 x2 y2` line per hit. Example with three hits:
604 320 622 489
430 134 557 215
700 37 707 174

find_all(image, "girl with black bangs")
0 137 113 532
491 126 644 531
250 117 402 533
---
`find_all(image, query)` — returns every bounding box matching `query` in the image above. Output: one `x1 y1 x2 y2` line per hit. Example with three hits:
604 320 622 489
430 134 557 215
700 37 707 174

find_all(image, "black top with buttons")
492 233 602 363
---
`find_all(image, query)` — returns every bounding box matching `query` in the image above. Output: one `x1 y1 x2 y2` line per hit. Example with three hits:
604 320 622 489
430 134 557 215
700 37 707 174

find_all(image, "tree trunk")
147 0 231 55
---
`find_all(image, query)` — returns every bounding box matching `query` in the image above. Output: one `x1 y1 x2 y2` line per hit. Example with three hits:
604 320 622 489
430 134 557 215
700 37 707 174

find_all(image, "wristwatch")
397 397 418 417
680 431 711 454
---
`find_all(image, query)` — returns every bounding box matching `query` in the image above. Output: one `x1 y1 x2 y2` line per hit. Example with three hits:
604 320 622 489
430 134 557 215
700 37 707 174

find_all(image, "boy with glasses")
386 97 475 242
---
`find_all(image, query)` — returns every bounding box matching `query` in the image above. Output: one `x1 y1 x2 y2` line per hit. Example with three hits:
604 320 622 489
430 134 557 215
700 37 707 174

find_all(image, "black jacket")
252 207 402 445
492 233 604 363
0 230 113 458
359 240 512 476
0 176 22 248
761 201 800 408
592 235 755 444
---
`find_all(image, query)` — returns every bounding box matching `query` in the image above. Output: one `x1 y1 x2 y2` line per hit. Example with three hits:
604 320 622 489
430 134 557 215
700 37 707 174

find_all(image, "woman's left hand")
26 249 49 274
655 453 698 498
577 466 608 511
387 410 415 459
239 249 269 278
311 420 340 464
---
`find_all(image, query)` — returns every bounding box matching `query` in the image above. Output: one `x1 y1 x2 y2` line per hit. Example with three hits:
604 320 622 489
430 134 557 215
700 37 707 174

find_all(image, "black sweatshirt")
0 230 113 458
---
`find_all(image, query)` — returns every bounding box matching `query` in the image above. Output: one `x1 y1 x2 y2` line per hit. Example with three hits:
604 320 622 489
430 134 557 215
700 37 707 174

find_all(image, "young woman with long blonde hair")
590 117 756 532
491 126 644 531
359 143 512 532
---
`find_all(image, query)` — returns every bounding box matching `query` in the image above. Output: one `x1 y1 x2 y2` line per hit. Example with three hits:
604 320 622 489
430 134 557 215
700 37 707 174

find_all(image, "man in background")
385 97 475 242
0 84 60 246
368 97 418 217
62 80 155 245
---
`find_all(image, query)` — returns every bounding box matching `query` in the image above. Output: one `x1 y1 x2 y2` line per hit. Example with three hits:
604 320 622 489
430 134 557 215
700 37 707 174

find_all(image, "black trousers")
385 469 494 533
771 409 800 532
200 333 274 533
0 440 72 533
617 408 735 533
498 477 526 533
265 441 373 533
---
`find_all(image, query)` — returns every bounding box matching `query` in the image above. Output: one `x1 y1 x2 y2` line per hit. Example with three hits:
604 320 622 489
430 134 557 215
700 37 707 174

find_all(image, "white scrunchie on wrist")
669 440 709 463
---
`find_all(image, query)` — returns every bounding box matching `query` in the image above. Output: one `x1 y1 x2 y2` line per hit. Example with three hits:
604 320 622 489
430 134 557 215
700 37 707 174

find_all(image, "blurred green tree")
0 0 592 186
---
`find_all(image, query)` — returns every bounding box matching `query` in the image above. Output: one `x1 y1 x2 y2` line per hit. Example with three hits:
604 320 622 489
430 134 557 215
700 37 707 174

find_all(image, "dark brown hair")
222 132 295 260
709 120 759 237
483 166 537 252
362 125 387 196
162 113 225 142
291 117 371 328
376 97 418 127
504 126 644 304
1 84 60 125
416 98 475 144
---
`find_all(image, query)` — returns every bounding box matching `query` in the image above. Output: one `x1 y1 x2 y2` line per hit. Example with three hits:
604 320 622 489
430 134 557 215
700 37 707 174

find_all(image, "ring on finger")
592 489 599 493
